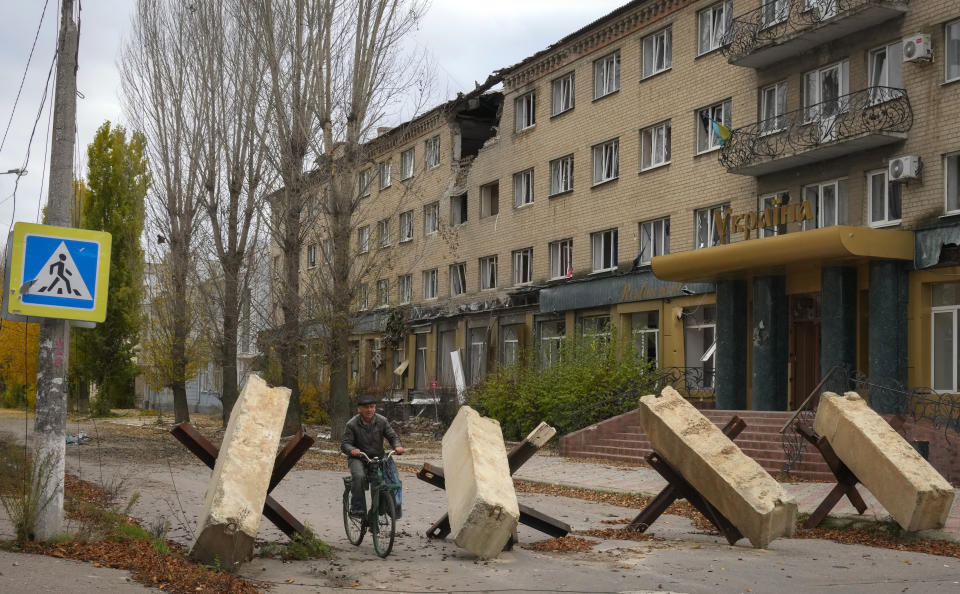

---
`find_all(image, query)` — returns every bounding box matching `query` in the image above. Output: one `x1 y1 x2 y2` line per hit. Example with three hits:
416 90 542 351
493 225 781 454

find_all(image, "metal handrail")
779 364 844 434
719 86 912 172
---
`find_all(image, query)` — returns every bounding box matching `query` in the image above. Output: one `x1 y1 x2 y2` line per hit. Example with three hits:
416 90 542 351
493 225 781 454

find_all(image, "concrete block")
441 406 519 559
638 387 797 548
814 392 956 531
190 375 291 569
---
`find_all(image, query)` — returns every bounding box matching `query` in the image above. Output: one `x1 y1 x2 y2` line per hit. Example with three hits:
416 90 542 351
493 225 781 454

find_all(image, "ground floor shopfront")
341 223 960 414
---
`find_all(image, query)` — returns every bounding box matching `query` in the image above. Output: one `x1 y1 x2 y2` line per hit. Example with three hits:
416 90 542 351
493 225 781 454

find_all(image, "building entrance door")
789 294 820 410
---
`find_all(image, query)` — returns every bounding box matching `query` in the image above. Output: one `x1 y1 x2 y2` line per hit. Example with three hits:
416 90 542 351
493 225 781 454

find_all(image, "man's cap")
357 394 379 405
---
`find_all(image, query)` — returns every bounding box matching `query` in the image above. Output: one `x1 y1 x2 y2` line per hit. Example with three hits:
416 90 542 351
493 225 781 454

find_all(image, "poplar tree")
74 121 149 413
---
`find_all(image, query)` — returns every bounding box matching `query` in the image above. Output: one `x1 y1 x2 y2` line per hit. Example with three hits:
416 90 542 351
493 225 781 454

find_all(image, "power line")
0 0 52 158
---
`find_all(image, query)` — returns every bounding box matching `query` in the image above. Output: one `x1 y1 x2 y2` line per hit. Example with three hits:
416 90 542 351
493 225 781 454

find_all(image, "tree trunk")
220 265 240 427
280 195 302 435
172 379 189 424
327 191 353 442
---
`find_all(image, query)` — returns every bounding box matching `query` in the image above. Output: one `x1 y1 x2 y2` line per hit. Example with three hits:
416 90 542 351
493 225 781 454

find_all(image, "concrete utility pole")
33 0 78 540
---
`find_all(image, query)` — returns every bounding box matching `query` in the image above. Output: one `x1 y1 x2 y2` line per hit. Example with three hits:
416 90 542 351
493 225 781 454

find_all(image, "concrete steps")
560 408 834 481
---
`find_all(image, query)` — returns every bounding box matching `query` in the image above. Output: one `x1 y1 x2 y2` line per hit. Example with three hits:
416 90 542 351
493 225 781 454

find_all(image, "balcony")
719 87 912 176
724 0 908 69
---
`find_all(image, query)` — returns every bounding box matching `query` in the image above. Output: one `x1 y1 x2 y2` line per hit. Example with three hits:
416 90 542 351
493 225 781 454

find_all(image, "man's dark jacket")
340 413 401 458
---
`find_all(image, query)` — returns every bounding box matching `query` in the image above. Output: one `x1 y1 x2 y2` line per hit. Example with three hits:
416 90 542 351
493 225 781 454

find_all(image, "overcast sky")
0 0 625 235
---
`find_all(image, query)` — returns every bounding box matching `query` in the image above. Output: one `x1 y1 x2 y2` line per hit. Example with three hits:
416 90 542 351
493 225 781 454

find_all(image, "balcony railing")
723 0 908 68
719 86 912 175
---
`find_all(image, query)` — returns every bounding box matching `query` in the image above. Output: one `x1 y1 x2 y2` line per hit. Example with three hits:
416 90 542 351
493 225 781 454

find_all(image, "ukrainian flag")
701 112 731 146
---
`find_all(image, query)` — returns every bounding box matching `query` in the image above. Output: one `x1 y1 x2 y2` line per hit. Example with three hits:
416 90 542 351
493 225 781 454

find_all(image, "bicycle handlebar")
354 449 399 463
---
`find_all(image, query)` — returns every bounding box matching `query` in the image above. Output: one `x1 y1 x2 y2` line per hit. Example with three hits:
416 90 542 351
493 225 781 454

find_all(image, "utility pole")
33 0 78 540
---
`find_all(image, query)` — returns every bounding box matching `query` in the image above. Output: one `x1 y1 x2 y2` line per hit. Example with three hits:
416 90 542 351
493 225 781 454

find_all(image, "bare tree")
192 3 272 425
242 0 427 437
121 0 206 423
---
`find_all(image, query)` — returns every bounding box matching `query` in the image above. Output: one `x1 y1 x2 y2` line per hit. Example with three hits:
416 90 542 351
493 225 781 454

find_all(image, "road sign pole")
33 0 77 540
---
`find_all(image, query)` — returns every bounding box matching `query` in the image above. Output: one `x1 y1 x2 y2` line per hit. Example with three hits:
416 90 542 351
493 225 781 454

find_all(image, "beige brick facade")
274 0 960 404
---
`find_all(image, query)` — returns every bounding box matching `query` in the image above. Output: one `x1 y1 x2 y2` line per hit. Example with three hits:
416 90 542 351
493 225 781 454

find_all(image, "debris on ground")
525 536 597 552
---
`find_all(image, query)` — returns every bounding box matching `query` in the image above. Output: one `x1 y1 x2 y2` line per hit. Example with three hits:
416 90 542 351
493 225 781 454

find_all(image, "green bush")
1 383 28 409
469 334 661 440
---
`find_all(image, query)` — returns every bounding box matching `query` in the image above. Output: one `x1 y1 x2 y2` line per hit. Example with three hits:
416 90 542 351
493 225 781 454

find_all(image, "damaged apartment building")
274 0 960 413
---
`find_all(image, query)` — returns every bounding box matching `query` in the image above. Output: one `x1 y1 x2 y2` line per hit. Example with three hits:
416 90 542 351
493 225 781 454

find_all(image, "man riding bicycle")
341 394 403 516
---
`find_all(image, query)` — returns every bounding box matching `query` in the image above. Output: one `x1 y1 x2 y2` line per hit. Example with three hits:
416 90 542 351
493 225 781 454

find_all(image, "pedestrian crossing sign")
4 222 112 322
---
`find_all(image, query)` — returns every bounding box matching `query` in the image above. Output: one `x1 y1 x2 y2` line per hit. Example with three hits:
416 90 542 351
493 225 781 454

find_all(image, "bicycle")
342 450 401 557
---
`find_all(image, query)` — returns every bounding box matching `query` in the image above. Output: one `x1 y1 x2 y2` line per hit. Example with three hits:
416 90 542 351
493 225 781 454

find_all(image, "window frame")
697 0 732 56
480 181 500 218
632 310 660 366
639 217 670 265
592 138 619 185
758 193 787 238
549 154 574 196
868 41 903 104
802 178 847 229
946 18 960 83
642 27 673 79
306 243 317 269
357 283 368 311
379 161 392 190
867 169 902 228
683 304 717 389
377 217 391 248
641 120 672 171
760 0 788 29
449 262 467 296
760 81 787 134
513 168 534 208
695 204 730 249
399 210 414 242
512 247 533 285
515 91 536 131
593 51 621 99
423 268 438 300
479 255 498 290
591 228 618 272
696 99 732 155
359 169 372 197
946 152 960 215
549 238 574 280
400 147 415 180
538 319 565 369
424 201 439 235
398 274 412 305
424 135 440 169
376 279 390 308
450 193 468 226
802 60 849 125
552 71 575 115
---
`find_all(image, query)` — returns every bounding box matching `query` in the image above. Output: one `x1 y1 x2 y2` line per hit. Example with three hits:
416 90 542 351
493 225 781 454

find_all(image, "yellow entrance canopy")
651 226 914 283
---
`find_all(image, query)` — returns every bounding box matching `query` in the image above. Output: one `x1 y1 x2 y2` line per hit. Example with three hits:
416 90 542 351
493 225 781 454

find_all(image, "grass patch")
258 527 334 561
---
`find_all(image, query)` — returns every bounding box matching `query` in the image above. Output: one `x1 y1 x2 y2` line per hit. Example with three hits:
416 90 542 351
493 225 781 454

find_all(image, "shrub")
0 441 59 541
0 383 30 409
469 334 660 440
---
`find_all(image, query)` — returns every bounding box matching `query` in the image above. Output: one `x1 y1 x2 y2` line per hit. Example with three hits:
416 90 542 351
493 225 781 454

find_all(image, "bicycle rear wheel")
372 490 396 558
343 487 366 546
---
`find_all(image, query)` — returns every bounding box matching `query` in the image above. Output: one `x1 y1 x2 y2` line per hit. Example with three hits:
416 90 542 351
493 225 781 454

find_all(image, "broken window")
398 274 412 304
450 193 468 226
500 324 520 367
695 204 729 249
698 1 732 56
591 228 618 272
632 310 659 365
450 262 467 296
802 179 846 229
359 169 372 197
357 225 369 254
379 161 392 189
468 326 487 385
400 210 414 242
424 201 439 234
639 218 669 264
539 319 564 368
549 238 573 279
515 91 536 131
683 305 717 389
357 283 368 310
580 315 611 343
378 217 391 247
932 282 960 392
514 168 534 208
592 139 619 185
414 331 427 390
480 181 499 218
552 71 575 115
401 147 415 179
512 247 533 284
306 243 317 269
424 135 440 169
550 155 574 195
594 51 620 99
423 268 438 300
479 255 497 290
642 27 672 78
377 279 390 307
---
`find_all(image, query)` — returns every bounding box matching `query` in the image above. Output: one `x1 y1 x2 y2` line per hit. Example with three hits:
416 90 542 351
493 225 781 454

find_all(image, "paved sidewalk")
396 448 960 543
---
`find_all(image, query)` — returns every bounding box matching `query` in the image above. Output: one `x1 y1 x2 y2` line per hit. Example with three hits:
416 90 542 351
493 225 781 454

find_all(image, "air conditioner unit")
902 34 932 63
888 155 921 181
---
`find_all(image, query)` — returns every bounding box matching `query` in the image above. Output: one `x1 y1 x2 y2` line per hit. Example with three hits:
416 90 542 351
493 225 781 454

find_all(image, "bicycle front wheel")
372 490 396 558
343 487 366 546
